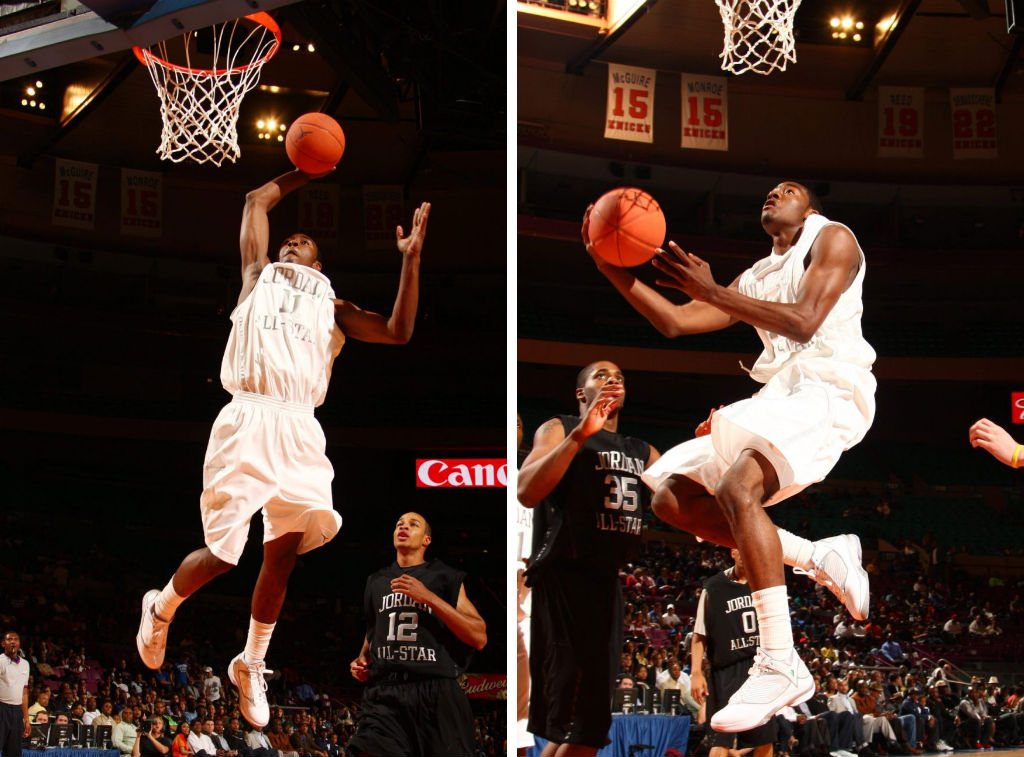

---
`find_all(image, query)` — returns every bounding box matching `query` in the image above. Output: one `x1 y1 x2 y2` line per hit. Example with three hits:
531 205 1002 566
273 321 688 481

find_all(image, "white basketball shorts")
200 392 342 564
643 361 875 506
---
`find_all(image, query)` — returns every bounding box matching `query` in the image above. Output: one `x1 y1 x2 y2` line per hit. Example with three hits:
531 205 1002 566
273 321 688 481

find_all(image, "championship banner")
950 88 997 159
52 158 98 229
362 185 404 250
877 87 924 158
416 459 508 488
680 73 728 151
298 183 340 249
604 62 655 143
120 168 162 237
461 673 506 700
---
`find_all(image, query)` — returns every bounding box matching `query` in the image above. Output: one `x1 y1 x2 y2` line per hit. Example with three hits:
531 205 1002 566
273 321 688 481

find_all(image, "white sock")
153 578 186 621
777 529 815 572
244 618 276 663
752 585 793 658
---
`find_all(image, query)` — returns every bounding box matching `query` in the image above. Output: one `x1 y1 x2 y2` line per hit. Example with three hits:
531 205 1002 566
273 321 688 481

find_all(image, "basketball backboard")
0 0 302 81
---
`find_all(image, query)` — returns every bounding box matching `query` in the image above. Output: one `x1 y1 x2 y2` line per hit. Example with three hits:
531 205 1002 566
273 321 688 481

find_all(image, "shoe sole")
843 533 870 621
136 590 164 670
710 673 814 732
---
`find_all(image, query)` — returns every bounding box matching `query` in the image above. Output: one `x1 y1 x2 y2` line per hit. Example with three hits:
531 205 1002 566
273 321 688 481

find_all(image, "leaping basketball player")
582 182 875 731
136 167 430 728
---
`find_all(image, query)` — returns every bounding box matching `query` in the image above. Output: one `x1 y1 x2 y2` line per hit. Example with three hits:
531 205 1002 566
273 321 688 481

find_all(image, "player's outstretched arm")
349 638 371 682
333 202 429 343
238 169 324 302
653 224 860 343
583 205 736 337
970 418 1023 468
389 577 487 650
516 382 624 508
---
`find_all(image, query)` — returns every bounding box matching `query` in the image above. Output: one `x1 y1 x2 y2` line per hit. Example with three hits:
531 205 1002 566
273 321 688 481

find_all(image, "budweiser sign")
460 673 507 700
415 459 508 488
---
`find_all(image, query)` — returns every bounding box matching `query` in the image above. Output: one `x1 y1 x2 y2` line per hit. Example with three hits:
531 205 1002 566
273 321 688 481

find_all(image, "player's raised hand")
652 242 720 302
970 417 1022 468
581 204 604 266
396 201 431 257
577 382 623 439
390 574 435 605
349 655 370 682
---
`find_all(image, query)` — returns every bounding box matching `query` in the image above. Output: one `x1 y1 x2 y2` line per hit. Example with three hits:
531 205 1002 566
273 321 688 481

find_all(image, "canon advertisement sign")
415 458 508 488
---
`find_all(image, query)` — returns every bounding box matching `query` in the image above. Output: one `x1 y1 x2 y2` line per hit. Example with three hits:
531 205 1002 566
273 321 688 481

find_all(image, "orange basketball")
588 187 666 267
286 112 345 174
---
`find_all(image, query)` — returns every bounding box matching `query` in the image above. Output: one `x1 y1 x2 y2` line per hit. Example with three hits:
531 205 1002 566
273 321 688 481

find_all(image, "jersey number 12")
386 611 419 642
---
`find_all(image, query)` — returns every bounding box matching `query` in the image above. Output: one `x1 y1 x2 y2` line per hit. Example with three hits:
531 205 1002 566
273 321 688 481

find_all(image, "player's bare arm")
349 637 371 682
970 418 1022 468
389 577 487 650
653 224 860 343
238 169 324 303
333 201 430 343
690 632 708 706
583 204 737 337
516 382 624 507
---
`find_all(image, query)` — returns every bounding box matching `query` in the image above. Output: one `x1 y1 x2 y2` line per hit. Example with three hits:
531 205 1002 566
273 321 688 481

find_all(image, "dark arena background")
0 0 506 755
518 0 1024 755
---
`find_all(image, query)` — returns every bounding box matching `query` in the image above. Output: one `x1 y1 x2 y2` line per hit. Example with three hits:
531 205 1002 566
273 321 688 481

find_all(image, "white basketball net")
134 13 280 165
716 0 802 76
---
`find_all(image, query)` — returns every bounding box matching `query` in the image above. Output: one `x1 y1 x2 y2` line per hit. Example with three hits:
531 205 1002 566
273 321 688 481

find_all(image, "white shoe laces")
243 660 271 703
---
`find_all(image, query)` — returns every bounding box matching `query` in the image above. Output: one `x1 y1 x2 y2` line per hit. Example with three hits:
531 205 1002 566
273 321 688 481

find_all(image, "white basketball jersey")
738 213 876 387
221 262 345 406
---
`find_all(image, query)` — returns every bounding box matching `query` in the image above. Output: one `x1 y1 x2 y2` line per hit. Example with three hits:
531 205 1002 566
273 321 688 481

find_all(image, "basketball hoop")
133 12 281 165
715 0 802 76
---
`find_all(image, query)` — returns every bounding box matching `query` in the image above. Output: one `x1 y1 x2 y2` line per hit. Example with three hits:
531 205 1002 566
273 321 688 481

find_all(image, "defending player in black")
518 360 660 756
691 548 776 757
347 512 486 757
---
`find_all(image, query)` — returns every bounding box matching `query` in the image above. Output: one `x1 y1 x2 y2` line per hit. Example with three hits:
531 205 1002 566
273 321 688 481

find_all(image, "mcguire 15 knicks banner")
604 62 655 144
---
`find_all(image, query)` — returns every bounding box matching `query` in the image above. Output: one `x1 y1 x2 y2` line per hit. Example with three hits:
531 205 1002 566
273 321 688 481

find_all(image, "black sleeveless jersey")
702 569 760 670
528 414 651 575
363 559 472 681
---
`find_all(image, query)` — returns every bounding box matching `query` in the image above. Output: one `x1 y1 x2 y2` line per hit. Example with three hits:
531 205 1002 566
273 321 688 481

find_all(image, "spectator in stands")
28 687 50 720
154 699 175 733
202 669 222 705
880 635 907 664
957 684 995 749
968 611 1001 636
850 679 900 747
172 661 189 692
82 697 100 725
657 662 700 717
927 661 952 690
290 722 325 757
243 721 277 757
137 715 171 757
112 705 137 757
207 719 236 757
267 720 297 757
92 699 117 728
661 603 682 630
942 615 962 639
826 679 869 752
187 719 216 757
171 721 194 757
835 613 867 641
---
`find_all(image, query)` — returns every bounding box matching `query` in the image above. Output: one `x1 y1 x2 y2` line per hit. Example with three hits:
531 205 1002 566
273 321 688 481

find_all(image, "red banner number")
952 108 995 139
685 96 722 128
882 107 919 137
611 87 649 120
57 179 93 210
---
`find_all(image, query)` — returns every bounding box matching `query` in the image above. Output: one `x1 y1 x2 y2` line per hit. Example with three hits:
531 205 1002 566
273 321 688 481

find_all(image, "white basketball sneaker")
136 589 171 670
710 647 814 732
229 653 272 727
794 534 870 621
